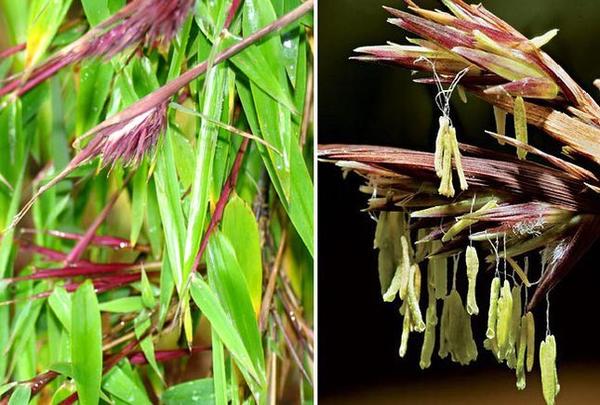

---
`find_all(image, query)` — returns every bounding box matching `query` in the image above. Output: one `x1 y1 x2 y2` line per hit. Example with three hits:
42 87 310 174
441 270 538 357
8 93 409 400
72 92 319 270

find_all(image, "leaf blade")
71 280 103 405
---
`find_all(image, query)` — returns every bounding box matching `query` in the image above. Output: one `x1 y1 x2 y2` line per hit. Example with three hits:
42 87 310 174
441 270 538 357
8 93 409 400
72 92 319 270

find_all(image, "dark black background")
318 0 600 403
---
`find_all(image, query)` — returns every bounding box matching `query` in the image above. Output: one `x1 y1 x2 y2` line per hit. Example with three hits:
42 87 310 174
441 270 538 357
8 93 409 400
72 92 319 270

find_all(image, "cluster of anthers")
319 1 600 404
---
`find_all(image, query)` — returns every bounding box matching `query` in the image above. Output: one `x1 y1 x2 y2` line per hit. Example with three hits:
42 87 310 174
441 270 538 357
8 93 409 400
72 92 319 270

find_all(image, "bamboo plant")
319 1 599 404
0 0 313 403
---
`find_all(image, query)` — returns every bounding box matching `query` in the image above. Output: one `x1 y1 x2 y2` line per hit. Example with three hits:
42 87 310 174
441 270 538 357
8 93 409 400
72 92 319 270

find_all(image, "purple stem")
16 240 69 262
224 0 243 29
21 229 149 251
128 345 211 365
192 138 249 270
0 43 25 59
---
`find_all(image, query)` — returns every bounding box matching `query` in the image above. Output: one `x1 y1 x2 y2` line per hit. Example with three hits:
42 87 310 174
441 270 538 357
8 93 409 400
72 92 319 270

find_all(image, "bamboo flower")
320 1 599 403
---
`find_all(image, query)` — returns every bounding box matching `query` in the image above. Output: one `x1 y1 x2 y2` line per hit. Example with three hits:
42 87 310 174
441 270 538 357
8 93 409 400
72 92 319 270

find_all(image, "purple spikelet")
88 0 195 58
0 0 194 99
95 101 168 168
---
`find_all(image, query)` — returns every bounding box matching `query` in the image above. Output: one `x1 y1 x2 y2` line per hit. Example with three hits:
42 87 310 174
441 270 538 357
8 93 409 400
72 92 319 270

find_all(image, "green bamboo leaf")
48 285 72 332
169 129 196 190
103 365 152 405
145 179 163 258
81 0 109 26
0 60 11 81
162 378 215 404
210 69 236 197
0 0 28 44
132 309 163 383
222 194 263 314
243 0 293 190
25 0 73 67
0 383 17 398
130 57 160 97
158 249 175 328
228 42 297 112
183 57 228 284
9 287 37 375
50 383 75 405
212 333 227 405
7 385 31 405
76 62 114 135
166 13 194 81
98 296 144 313
250 85 292 197
47 306 69 365
140 335 163 382
0 101 31 382
236 0 296 111
130 160 148 245
281 0 302 85
71 280 102 405
189 276 259 384
5 280 45 366
154 132 187 291
236 79 285 200
147 10 193 294
140 267 156 308
288 137 314 255
49 362 73 378
51 22 86 46
207 232 265 384
237 80 313 255
292 31 308 111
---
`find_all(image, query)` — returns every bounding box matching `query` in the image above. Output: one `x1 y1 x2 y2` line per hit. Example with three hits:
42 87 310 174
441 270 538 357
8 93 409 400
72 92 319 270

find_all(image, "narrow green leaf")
292 30 308 112
25 0 74 67
162 378 215 404
5 284 44 358
7 385 31 405
140 335 163 383
76 62 114 135
49 362 73 378
0 101 32 382
48 285 72 332
212 333 227 405
235 0 296 111
169 129 196 190
130 160 148 245
71 280 102 405
81 0 109 26
237 80 313 255
236 79 285 201
189 276 259 383
140 268 157 308
50 383 75 404
228 42 297 112
207 232 266 384
288 139 314 255
103 365 152 405
210 69 236 197
183 60 228 284
222 194 263 314
0 383 17 398
281 0 302 86
145 178 163 258
154 132 187 291
98 296 144 313
158 248 175 328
